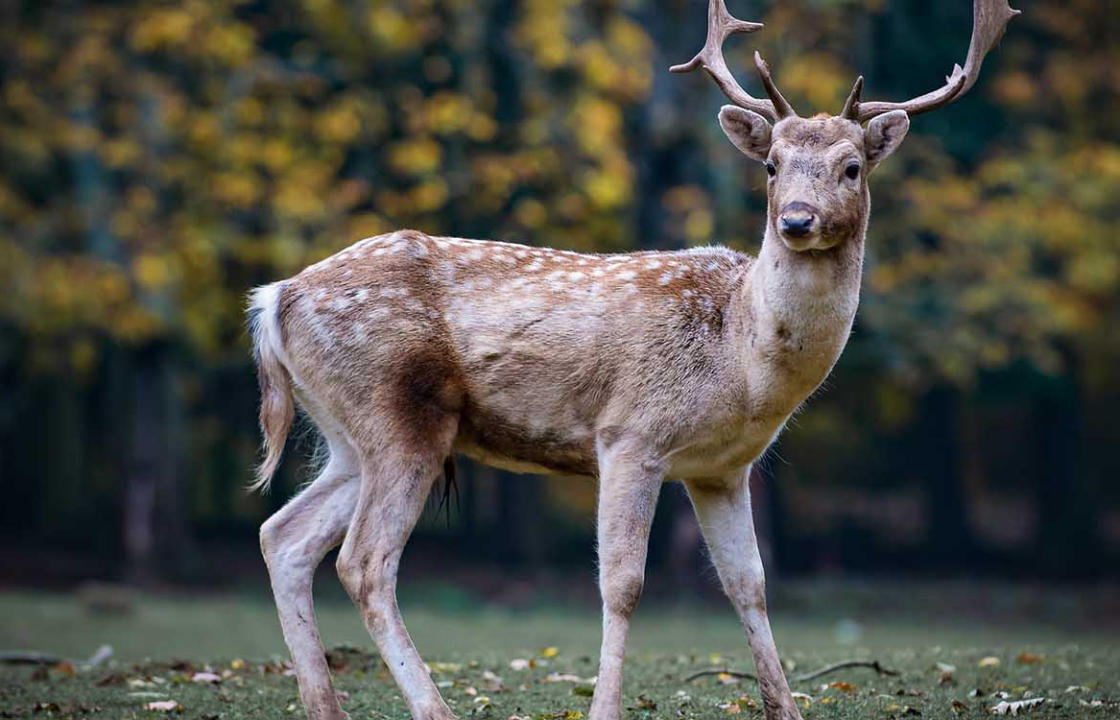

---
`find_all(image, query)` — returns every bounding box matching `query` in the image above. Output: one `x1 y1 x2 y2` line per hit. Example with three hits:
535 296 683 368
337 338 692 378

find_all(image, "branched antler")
848 0 1021 121
670 0 795 121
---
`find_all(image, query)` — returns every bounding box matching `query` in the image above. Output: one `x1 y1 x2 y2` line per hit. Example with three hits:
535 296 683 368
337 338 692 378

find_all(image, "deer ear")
864 110 910 168
718 106 772 162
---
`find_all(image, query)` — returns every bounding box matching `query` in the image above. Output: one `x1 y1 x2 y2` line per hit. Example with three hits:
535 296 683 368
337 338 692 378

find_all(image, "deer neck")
732 224 866 406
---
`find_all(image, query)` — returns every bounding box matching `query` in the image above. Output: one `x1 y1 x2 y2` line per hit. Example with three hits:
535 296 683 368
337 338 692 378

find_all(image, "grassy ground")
1 586 1117 719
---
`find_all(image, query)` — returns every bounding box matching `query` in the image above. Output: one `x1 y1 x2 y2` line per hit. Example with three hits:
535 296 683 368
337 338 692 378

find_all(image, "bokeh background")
1 0 1117 627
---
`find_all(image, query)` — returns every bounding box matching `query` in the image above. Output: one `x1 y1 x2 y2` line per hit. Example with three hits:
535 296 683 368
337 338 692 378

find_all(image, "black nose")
780 214 815 237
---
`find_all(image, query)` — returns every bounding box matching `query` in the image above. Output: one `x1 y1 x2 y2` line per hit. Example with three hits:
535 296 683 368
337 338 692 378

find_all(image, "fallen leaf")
790 692 813 707
427 662 463 674
1015 653 1042 665
545 673 583 683
540 647 559 659
509 659 531 671
978 657 1001 668
719 701 741 714
229 660 245 671
52 661 76 677
634 695 656 710
480 670 505 692
190 672 222 684
716 672 739 685
828 681 857 693
989 698 1046 715
144 700 183 712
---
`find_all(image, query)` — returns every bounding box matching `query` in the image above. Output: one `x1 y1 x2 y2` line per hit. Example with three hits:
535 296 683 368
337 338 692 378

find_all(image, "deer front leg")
685 471 803 720
588 439 664 720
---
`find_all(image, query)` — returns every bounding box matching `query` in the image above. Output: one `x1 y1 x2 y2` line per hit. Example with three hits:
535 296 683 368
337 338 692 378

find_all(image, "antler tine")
857 0 1021 122
670 0 794 122
841 75 863 120
753 51 795 119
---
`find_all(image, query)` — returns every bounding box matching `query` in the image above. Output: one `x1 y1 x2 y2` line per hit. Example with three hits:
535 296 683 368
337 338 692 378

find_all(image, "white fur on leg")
262 454 359 720
336 454 457 720
686 470 803 720
588 438 665 720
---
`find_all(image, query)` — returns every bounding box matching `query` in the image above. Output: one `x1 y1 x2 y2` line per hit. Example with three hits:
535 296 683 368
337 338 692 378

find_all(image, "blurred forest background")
0 0 1117 596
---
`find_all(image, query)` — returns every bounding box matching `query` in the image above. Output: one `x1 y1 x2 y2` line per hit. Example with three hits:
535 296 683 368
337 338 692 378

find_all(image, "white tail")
248 282 294 493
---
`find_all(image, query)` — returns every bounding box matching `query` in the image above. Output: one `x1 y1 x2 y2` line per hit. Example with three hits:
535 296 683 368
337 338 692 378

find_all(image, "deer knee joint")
259 515 286 565
604 571 644 617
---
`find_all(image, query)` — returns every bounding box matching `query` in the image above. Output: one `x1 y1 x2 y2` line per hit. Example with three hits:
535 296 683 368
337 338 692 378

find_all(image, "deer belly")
453 399 598 477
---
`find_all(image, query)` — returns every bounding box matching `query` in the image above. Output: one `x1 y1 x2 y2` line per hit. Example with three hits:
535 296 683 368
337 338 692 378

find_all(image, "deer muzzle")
778 201 820 246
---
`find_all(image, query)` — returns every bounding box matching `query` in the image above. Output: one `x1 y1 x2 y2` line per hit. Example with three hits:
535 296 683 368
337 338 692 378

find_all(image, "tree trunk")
123 343 192 585
923 384 974 567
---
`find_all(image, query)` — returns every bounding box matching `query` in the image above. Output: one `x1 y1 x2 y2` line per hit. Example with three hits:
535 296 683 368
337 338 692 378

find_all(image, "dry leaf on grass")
190 672 222 684
144 700 183 712
989 697 1046 715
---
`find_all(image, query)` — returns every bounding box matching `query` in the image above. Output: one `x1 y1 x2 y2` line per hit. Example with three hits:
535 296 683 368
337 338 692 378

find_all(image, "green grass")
1 588 1117 719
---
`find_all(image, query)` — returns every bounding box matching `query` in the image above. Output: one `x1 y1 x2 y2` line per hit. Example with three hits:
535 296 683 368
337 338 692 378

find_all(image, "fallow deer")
250 2 1019 719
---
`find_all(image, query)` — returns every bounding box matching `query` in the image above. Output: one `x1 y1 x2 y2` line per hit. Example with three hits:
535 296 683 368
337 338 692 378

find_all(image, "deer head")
672 0 1020 252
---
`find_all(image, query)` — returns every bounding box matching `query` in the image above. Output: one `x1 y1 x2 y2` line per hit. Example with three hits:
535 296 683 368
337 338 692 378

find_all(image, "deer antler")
670 0 795 121
847 0 1021 122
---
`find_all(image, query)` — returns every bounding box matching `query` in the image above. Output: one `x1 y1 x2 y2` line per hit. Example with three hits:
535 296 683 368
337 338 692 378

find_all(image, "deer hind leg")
685 471 803 720
336 416 458 720
588 440 664 720
261 437 360 720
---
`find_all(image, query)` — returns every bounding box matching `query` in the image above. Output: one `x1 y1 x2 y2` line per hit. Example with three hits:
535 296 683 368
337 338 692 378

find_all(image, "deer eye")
765 161 777 177
844 162 861 180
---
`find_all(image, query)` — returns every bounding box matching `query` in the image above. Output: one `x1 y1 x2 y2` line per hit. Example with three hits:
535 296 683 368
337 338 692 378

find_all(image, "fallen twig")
686 659 899 684
791 659 899 682
0 651 64 666
684 668 757 683
0 645 112 669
